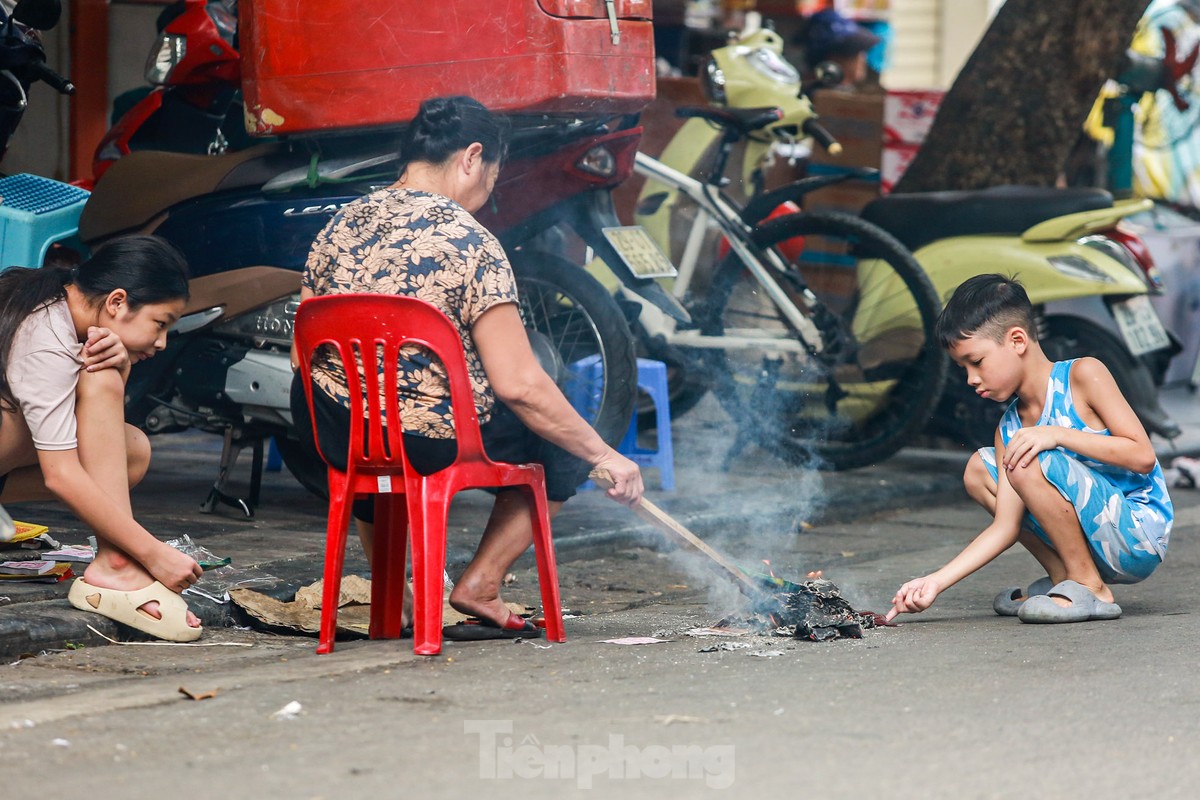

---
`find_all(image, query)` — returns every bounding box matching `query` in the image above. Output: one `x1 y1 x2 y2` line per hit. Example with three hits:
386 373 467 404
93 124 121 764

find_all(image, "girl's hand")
886 575 941 621
83 326 131 377
1003 426 1059 470
143 542 203 594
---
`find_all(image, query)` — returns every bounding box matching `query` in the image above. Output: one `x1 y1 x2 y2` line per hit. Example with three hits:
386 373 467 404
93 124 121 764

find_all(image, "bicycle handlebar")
802 118 842 156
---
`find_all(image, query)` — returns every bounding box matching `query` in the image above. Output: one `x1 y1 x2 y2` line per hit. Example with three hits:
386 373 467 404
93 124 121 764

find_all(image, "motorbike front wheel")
700 210 947 470
278 251 638 497
509 249 637 448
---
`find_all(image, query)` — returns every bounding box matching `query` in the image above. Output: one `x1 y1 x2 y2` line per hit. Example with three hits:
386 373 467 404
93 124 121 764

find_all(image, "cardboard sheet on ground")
230 576 530 637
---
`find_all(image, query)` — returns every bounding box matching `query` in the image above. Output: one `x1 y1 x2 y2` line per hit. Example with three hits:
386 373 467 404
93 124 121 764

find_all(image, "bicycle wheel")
700 210 947 470
509 250 637 448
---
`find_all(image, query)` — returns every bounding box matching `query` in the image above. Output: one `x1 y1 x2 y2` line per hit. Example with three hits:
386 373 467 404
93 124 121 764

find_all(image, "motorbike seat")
859 186 1113 253
675 105 783 136
79 143 306 244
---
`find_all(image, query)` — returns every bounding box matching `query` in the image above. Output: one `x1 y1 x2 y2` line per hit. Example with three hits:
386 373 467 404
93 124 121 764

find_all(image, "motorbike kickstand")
200 426 265 518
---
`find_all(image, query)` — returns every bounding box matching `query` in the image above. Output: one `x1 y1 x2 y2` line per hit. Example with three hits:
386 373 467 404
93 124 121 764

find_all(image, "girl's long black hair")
0 235 190 411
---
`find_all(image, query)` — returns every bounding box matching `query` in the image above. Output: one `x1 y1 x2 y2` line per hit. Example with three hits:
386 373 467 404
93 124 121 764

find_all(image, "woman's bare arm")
472 302 642 504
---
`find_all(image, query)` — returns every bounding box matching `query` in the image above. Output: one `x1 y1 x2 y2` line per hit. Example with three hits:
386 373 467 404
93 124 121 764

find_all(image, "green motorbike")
633 12 1180 451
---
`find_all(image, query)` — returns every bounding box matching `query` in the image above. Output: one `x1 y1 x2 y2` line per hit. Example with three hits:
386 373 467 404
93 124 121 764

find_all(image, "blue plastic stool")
266 437 283 472
0 174 90 269
568 356 675 490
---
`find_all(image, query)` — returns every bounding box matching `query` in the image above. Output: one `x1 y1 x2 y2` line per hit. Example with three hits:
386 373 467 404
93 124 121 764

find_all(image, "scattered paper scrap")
0 563 72 583
51 738 70 747
0 560 56 575
654 715 709 725
8 521 49 543
179 686 219 701
40 546 94 563
698 642 753 653
600 637 671 646
233 577 529 637
18 533 59 550
516 640 552 649
685 627 751 637
748 650 785 658
272 701 302 720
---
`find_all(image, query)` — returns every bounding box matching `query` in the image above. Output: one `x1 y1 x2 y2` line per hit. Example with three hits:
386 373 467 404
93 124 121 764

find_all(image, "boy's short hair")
935 274 1037 349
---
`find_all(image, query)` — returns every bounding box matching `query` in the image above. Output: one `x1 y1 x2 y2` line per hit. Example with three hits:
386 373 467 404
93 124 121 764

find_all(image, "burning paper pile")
719 578 884 642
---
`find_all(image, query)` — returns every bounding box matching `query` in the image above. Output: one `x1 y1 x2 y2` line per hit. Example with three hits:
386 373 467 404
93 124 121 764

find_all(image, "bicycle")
626 105 947 470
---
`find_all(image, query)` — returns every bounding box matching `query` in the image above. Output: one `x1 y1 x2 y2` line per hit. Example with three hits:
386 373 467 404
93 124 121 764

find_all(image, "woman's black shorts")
289 375 587 522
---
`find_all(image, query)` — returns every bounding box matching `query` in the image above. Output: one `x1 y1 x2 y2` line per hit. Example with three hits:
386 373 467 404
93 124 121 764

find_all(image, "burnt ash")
724 578 881 642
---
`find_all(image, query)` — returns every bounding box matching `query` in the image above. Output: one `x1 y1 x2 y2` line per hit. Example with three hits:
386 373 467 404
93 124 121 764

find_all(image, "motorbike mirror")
812 61 845 89
10 0 62 31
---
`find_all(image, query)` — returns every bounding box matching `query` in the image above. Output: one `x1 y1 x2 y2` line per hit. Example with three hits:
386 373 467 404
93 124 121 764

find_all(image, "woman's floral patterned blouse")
302 188 518 438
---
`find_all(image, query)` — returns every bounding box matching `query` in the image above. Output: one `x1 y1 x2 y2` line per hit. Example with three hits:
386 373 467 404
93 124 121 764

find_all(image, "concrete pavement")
0 384 1195 661
0 401 1196 798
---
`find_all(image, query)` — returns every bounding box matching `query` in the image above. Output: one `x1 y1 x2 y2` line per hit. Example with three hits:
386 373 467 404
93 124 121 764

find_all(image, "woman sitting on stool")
290 96 643 640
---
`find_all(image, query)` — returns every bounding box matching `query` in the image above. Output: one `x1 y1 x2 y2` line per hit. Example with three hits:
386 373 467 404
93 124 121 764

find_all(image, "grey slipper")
1017 580 1122 624
993 576 1054 616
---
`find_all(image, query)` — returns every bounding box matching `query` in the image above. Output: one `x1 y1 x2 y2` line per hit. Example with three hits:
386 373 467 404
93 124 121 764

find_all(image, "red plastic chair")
293 294 566 656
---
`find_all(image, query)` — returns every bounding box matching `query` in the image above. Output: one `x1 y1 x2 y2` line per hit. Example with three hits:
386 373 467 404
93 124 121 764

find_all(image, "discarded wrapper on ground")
231 576 531 637
231 576 374 636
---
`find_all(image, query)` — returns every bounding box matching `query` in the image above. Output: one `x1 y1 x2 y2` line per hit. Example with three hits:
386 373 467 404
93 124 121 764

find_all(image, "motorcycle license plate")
602 226 678 279
1112 295 1170 356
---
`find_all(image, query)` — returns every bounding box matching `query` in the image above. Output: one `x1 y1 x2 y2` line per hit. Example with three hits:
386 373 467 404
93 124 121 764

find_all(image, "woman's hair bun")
415 97 464 138
397 95 509 171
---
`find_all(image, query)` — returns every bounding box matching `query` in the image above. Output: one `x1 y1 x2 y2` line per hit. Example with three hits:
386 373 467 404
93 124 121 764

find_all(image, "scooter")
48 109 684 508
634 12 1182 448
0 0 307 516
860 187 1181 445
92 0 243 182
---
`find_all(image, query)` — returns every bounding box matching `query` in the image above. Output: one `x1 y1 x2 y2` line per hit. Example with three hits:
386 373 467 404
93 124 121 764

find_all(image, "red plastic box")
240 0 656 136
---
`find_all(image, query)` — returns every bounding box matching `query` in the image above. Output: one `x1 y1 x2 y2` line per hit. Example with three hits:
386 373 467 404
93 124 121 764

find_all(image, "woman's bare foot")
447 577 511 628
83 553 201 629
401 581 413 629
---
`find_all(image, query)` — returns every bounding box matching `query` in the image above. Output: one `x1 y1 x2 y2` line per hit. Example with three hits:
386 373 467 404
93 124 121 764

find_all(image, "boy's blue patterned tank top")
997 359 1172 559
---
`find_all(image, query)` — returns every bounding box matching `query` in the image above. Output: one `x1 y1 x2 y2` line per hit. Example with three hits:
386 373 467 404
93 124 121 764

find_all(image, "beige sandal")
68 578 202 642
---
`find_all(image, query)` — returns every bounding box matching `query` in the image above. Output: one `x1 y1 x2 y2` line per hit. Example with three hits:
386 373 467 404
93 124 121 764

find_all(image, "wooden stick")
590 469 765 598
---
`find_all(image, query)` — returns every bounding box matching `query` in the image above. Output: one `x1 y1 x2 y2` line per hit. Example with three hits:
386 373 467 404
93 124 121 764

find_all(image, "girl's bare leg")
71 368 199 626
1006 460 1111 605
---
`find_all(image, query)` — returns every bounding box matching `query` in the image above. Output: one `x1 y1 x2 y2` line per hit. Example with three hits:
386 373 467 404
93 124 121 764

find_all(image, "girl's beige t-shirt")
6 299 84 450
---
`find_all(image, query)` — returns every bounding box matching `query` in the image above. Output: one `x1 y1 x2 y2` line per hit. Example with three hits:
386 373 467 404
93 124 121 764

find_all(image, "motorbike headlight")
1046 255 1115 284
145 34 186 85
745 47 800 86
576 145 616 178
702 57 727 104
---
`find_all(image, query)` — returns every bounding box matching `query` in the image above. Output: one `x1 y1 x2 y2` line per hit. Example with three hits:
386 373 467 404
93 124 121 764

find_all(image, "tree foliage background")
894 0 1153 192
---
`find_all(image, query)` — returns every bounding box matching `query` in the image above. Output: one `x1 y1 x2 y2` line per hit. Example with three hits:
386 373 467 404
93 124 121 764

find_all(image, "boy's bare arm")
929 460 1025 587
1003 357 1156 474
889 436 1024 618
